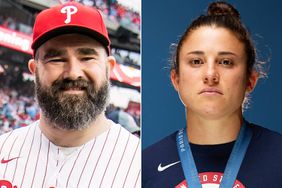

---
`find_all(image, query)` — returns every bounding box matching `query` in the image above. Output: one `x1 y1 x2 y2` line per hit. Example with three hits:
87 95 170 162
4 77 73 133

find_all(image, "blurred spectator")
25 101 38 120
0 1 140 35
93 0 140 29
0 15 32 35
0 87 40 135
0 15 4 25
2 17 17 30
112 48 140 68
2 97 15 120
106 104 140 136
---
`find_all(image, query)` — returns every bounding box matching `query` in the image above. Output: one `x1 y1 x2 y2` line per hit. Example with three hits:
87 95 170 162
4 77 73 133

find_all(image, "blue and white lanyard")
176 120 252 188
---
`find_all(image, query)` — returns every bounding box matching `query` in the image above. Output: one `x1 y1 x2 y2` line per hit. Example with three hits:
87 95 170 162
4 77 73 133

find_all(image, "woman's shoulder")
244 123 282 175
143 131 178 155
250 123 282 143
249 123 282 156
142 131 182 184
142 131 180 168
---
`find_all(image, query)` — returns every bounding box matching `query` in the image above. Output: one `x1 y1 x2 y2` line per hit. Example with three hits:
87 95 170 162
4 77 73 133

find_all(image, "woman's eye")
190 59 203 65
219 59 233 66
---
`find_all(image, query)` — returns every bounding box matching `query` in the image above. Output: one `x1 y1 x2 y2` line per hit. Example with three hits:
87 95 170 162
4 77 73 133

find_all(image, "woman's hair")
171 1 265 79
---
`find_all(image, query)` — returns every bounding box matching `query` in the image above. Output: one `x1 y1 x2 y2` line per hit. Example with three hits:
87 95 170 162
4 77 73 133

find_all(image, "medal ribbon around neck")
176 120 252 188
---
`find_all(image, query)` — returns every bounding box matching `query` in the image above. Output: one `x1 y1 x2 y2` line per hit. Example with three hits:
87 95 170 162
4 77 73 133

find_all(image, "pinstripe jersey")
0 121 140 188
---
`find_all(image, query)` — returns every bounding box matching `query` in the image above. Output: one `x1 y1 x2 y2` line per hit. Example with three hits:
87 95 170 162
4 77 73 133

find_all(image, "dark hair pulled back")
171 1 258 78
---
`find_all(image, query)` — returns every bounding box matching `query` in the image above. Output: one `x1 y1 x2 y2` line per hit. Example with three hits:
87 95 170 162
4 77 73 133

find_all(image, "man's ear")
170 69 180 92
246 70 259 93
28 59 36 75
106 56 116 78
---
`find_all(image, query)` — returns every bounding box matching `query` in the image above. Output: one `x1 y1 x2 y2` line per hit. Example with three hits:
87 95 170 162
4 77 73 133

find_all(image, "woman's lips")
198 88 223 95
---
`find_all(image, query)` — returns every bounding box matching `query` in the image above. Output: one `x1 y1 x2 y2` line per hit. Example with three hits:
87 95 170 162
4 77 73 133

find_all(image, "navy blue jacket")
143 125 282 188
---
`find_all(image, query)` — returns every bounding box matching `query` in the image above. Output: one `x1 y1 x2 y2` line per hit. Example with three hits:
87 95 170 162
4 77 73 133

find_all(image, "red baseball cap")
31 2 110 55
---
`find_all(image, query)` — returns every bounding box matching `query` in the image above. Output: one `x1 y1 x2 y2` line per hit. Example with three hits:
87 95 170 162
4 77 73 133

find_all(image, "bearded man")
0 2 140 188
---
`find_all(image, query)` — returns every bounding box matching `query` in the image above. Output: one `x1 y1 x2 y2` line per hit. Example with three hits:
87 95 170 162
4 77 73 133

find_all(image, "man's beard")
35 72 110 130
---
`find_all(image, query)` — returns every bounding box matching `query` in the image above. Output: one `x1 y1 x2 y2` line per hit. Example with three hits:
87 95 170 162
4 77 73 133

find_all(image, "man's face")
30 34 115 130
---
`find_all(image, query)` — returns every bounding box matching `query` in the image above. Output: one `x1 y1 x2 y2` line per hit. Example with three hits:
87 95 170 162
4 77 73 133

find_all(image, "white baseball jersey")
0 121 140 188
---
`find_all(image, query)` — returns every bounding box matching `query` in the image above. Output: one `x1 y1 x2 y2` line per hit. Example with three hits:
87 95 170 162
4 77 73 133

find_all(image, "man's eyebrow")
42 49 66 60
77 48 99 56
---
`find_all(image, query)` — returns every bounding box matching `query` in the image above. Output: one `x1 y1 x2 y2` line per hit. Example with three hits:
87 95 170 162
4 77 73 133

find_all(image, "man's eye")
46 58 65 63
81 57 95 61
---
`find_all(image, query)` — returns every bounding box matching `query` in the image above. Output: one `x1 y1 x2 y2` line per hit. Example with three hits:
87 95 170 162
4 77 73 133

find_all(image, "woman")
142 1 282 187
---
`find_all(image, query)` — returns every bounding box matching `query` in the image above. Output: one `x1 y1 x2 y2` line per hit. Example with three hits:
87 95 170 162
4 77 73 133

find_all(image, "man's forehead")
37 34 107 57
43 33 103 47
41 47 99 58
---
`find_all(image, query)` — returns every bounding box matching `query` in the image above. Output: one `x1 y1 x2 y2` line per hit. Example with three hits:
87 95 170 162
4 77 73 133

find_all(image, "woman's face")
171 26 258 119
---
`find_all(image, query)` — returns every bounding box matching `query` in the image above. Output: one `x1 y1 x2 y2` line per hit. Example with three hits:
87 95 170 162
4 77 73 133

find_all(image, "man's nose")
62 58 84 80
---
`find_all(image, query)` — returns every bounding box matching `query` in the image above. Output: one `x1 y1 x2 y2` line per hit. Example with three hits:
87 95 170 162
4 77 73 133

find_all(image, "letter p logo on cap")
61 5 78 24
31 2 111 55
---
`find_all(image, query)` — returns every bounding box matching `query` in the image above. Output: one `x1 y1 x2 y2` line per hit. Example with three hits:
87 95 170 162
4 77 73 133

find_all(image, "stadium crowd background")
0 0 140 136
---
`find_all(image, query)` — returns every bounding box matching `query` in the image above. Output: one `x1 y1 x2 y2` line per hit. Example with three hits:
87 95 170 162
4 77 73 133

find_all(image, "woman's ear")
246 71 259 93
171 69 180 92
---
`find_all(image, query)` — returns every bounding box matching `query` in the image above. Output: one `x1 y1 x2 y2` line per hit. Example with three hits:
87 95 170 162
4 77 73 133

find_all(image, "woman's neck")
186 112 243 145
